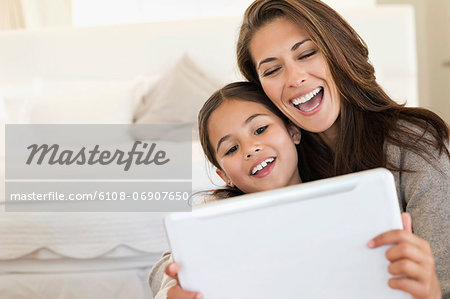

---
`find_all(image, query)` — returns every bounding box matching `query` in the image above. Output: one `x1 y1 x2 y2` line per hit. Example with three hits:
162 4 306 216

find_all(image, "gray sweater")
385 132 449 298
149 129 450 298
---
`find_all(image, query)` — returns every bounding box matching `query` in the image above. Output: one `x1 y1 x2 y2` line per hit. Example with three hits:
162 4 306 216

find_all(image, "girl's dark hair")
198 81 290 199
237 0 449 181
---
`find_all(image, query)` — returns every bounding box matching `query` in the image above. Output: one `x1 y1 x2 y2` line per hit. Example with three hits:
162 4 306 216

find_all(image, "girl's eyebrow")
257 38 312 70
244 113 268 125
216 113 269 153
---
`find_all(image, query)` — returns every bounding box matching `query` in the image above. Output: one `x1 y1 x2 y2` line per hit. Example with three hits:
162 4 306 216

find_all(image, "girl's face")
208 99 301 194
249 17 341 139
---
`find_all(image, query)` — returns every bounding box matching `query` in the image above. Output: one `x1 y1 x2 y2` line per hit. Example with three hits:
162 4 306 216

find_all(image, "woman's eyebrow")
216 113 269 153
257 57 276 70
291 38 311 51
257 38 312 70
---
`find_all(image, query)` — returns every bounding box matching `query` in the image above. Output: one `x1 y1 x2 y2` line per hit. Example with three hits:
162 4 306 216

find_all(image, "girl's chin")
258 181 285 192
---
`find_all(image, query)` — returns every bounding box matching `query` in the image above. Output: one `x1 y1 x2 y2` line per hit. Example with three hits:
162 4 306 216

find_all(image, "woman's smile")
250 17 341 136
290 86 324 114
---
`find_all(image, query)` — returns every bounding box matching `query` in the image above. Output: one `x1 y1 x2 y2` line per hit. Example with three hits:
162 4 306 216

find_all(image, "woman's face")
249 17 341 136
208 99 301 194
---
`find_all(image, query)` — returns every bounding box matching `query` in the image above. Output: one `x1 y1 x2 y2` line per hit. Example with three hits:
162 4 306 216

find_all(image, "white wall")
378 0 450 122
72 0 256 26
322 0 375 8
18 0 378 28
71 0 377 27
20 0 71 29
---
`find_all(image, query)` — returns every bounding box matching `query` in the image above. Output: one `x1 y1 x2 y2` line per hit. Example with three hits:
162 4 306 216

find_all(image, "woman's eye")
262 68 280 77
225 145 238 156
255 125 268 135
298 50 317 60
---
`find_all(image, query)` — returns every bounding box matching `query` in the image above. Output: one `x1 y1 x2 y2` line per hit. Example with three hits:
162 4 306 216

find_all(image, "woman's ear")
216 169 234 187
287 123 301 144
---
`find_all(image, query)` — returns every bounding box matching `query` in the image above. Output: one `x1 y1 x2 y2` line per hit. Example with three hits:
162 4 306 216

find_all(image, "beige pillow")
134 54 220 125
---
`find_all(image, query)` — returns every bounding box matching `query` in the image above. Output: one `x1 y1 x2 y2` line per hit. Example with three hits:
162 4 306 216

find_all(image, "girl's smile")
207 99 301 193
250 156 276 177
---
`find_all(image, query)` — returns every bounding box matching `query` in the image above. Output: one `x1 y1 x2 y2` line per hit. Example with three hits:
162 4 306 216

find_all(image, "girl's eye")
225 145 238 156
255 125 268 135
262 67 280 77
298 50 317 60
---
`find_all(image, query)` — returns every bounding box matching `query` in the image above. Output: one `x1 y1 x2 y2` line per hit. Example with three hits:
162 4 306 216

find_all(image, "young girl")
149 82 425 299
149 81 301 298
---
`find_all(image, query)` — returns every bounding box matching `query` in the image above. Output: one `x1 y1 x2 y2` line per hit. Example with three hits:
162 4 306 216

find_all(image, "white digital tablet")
164 168 410 299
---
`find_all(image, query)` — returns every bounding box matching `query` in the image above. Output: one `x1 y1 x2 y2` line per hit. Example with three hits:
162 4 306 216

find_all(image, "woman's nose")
286 61 307 88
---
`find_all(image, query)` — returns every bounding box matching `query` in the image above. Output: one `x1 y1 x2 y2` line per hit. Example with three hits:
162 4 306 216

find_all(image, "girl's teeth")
252 157 275 175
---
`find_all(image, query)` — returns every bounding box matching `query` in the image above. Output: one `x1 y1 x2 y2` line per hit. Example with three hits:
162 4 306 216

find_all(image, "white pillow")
134 54 220 125
0 98 5 202
0 96 7 123
28 77 155 124
0 82 39 124
0 96 30 123
192 139 224 193
33 76 158 114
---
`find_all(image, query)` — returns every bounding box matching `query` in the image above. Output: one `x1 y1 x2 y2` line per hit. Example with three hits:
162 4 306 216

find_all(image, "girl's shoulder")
192 193 218 207
148 251 174 297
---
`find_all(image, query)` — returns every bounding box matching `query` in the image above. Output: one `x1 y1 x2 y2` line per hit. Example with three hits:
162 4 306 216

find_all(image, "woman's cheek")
262 81 282 106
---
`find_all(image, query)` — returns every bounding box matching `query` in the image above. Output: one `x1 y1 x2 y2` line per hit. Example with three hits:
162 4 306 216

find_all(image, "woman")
236 0 449 298
153 1 449 298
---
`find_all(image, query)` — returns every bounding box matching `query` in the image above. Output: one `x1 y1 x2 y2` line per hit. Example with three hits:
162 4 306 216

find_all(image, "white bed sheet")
0 210 169 260
0 140 219 298
0 268 154 299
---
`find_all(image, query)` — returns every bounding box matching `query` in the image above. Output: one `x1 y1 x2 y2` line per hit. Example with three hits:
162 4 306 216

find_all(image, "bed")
0 4 417 299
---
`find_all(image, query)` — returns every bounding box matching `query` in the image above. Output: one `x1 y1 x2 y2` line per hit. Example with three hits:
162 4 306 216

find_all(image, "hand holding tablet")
165 169 417 299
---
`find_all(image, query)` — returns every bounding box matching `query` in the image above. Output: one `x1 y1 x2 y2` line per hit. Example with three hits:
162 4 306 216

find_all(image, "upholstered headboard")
0 4 417 105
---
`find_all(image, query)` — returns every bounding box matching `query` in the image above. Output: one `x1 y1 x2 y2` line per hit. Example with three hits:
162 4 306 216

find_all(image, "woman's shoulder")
385 119 450 174
385 120 449 212
387 119 449 149
393 119 442 138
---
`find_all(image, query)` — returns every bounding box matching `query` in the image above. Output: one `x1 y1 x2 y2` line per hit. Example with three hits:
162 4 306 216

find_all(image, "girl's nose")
245 147 261 159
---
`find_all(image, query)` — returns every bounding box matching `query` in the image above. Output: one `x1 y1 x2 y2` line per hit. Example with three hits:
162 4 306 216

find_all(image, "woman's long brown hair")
237 0 449 181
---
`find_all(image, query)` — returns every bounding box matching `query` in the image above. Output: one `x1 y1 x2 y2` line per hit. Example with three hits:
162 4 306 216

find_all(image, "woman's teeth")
251 157 275 175
301 102 320 112
291 87 322 106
